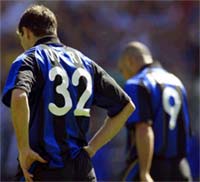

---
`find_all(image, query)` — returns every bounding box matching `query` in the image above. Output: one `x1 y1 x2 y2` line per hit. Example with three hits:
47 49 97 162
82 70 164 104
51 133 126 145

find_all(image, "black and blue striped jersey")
125 63 190 159
2 36 130 168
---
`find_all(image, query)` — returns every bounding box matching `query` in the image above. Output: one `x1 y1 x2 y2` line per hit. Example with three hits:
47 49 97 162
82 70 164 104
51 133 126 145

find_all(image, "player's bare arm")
135 122 154 182
84 101 135 157
11 89 47 182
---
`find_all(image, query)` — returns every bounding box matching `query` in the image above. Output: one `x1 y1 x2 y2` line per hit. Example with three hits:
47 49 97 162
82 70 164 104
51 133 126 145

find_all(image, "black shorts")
150 157 192 182
15 149 96 181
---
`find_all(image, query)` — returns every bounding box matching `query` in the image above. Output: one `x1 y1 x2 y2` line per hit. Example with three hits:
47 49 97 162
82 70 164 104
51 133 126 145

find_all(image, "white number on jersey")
162 87 182 130
48 66 92 117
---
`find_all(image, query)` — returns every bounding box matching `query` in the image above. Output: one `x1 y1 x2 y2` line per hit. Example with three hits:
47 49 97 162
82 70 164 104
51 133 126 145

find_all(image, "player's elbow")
11 89 28 106
119 100 135 121
127 100 136 115
136 122 153 138
109 100 135 125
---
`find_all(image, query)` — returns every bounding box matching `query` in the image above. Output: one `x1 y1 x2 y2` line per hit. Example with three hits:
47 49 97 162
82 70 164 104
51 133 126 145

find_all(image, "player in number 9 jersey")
118 41 192 181
2 5 135 182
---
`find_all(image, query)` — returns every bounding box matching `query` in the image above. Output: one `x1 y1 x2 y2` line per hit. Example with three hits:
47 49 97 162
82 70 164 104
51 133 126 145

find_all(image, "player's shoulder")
66 46 94 63
154 68 184 87
125 75 147 93
12 47 36 65
126 77 140 86
64 46 98 72
126 68 147 86
167 71 186 93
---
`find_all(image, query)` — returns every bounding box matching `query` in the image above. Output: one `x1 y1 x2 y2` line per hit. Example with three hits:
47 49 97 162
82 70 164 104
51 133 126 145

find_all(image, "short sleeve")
92 62 130 117
2 54 37 107
125 82 152 128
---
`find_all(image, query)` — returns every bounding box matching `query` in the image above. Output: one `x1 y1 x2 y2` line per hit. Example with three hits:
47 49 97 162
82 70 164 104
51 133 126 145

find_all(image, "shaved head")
120 41 153 64
118 41 153 80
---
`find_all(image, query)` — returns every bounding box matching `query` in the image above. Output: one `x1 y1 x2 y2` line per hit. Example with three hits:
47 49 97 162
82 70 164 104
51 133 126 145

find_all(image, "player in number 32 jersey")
2 5 135 181
2 39 131 171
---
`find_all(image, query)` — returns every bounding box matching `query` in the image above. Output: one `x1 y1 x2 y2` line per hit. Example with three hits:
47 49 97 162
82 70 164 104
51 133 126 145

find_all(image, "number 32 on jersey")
48 66 92 117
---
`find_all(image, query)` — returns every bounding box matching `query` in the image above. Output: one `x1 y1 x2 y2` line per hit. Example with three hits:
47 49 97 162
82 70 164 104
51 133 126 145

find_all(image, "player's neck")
34 35 55 42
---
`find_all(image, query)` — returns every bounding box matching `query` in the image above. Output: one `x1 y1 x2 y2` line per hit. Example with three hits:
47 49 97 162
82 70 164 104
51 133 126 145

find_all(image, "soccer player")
2 5 135 182
118 41 192 182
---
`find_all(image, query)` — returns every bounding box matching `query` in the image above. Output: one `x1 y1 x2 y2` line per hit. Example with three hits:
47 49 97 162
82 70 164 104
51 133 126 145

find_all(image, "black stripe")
29 62 48 160
176 87 186 158
53 115 70 160
37 97 46 156
177 108 186 158
52 75 70 161
138 80 153 121
157 83 168 156
74 76 88 146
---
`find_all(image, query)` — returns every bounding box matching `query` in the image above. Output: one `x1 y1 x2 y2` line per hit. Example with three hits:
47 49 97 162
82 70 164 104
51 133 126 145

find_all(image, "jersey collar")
34 35 62 46
138 61 162 74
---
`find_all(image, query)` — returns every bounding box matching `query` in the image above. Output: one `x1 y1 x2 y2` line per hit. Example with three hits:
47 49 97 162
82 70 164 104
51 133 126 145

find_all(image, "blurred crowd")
1 1 199 181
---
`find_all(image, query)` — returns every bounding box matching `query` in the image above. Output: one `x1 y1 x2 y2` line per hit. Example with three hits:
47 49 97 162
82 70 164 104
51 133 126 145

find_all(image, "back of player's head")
18 5 57 37
121 41 153 64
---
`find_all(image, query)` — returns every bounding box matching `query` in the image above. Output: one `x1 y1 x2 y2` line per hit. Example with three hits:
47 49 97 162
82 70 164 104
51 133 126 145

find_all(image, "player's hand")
19 148 47 182
140 172 154 182
83 145 96 158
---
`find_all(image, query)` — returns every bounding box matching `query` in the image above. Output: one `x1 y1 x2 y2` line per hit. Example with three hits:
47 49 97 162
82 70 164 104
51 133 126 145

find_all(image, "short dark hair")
18 5 57 37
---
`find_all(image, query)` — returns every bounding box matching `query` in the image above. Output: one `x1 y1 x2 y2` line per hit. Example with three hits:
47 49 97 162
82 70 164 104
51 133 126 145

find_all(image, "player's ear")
22 27 32 39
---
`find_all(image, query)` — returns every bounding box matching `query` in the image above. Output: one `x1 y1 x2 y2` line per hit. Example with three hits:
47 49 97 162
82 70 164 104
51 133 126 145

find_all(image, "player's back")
144 65 190 158
27 43 96 167
2 36 130 170
127 63 190 159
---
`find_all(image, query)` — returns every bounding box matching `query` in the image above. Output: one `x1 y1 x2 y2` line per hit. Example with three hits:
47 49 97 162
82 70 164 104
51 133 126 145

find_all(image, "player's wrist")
18 143 31 152
83 145 96 157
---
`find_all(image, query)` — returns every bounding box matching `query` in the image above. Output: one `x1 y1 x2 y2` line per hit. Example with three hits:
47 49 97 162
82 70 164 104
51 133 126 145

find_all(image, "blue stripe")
43 75 64 168
125 162 139 181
